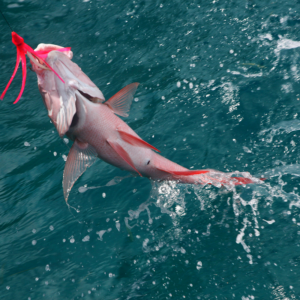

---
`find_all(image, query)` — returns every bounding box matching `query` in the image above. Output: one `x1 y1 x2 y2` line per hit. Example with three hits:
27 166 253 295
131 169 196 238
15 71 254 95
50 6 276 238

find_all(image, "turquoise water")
1 0 300 299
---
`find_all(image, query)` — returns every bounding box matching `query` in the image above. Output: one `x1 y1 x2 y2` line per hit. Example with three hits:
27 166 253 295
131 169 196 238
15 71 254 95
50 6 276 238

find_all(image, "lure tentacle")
0 48 21 100
13 50 27 104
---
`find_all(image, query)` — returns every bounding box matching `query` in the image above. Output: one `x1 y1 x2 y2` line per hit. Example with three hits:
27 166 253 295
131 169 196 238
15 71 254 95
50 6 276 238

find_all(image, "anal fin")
107 139 142 176
63 139 98 202
118 129 160 152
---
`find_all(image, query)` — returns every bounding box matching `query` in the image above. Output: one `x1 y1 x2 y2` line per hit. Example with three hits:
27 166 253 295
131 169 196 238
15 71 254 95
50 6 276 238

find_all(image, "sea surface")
1 0 300 299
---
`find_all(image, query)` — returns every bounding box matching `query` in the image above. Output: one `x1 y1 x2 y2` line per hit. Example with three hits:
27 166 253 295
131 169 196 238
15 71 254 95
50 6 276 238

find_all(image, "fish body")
67 93 198 179
30 46 262 202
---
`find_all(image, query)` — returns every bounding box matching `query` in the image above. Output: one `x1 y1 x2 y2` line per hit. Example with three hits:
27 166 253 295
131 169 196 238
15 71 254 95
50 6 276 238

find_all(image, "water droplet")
82 235 90 242
196 261 202 270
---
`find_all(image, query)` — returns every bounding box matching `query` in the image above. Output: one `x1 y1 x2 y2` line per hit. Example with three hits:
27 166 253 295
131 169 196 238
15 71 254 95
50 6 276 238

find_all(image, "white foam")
115 222 120 231
96 230 106 241
82 235 90 242
196 261 202 270
263 219 275 225
276 36 300 53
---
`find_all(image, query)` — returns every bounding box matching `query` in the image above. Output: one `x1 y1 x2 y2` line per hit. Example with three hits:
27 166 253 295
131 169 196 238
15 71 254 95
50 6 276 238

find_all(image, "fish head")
30 43 73 76
31 44 105 137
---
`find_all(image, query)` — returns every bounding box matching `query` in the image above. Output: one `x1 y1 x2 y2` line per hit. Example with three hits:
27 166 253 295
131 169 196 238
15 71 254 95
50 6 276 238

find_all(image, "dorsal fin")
118 130 160 152
105 83 139 117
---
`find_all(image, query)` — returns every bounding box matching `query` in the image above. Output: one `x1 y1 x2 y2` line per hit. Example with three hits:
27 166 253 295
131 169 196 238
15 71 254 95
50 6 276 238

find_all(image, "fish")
1 33 264 202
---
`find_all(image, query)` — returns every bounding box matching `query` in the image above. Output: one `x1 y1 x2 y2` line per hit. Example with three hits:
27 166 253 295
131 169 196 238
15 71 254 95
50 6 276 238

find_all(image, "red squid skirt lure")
0 32 70 104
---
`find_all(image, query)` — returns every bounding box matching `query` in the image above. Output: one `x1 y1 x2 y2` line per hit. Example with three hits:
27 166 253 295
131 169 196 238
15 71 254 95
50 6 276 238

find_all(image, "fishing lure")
0 32 70 104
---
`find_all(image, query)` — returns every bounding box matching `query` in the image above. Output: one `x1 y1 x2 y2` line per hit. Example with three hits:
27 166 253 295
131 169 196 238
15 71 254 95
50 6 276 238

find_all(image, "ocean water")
1 0 300 299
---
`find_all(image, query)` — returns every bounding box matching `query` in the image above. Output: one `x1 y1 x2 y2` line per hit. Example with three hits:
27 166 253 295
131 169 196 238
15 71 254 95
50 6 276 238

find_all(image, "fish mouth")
27 51 51 71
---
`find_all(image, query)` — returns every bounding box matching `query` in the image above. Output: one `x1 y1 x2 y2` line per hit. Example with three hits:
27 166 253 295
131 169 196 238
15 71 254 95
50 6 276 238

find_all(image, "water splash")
122 171 300 267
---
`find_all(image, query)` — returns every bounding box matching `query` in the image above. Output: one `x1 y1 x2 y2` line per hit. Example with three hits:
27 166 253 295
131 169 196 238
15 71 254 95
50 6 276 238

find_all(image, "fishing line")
0 9 13 32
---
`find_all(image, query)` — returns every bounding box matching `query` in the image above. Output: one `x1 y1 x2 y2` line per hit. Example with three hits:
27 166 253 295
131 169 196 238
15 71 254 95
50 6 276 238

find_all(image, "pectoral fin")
107 139 142 176
105 83 139 117
118 130 160 152
63 139 98 202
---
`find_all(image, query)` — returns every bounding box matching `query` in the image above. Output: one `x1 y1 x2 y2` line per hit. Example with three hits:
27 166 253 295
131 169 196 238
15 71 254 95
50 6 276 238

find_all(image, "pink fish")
2 34 264 202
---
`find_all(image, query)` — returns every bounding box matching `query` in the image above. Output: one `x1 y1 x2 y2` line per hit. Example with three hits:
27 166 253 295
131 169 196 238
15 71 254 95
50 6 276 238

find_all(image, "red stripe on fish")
107 139 142 176
118 129 160 152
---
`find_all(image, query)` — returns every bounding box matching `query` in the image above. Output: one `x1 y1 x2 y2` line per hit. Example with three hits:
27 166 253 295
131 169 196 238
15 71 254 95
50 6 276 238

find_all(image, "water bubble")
82 235 90 242
196 261 202 270
115 222 120 231
78 186 88 193
96 230 106 241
